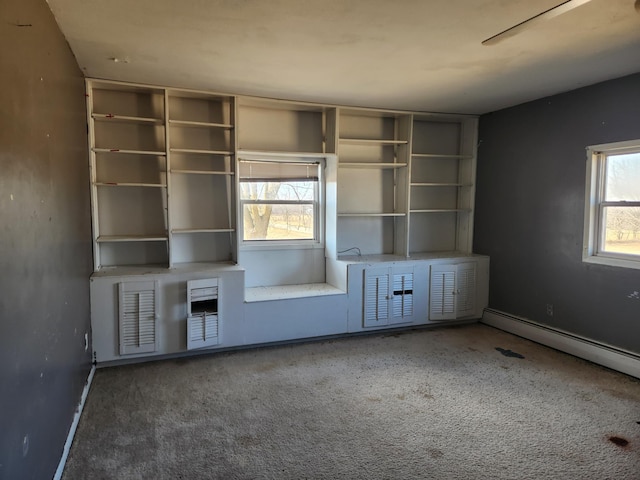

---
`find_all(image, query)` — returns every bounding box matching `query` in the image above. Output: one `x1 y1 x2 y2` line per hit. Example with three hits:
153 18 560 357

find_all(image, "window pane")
243 204 314 240
601 206 640 255
239 181 315 201
605 153 640 201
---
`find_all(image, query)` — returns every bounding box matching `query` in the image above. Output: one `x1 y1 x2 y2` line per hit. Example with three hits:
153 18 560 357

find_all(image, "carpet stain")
608 436 630 448
237 435 261 447
366 397 382 402
417 387 434 400
427 447 444 459
495 347 525 359
255 362 279 373
396 393 406 401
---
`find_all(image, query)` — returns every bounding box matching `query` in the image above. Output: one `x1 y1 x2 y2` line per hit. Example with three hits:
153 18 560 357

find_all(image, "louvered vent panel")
364 273 389 325
187 314 219 350
119 281 158 355
430 269 455 320
392 273 414 319
191 286 218 301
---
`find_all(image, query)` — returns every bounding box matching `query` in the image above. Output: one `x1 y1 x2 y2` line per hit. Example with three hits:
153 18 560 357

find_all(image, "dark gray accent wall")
475 73 640 354
0 0 93 478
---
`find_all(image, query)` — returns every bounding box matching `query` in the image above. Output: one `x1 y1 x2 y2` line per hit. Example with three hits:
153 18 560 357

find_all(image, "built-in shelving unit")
86 80 239 270
336 109 411 257
407 116 477 256
87 79 478 275
86 78 487 365
167 89 237 266
87 81 169 270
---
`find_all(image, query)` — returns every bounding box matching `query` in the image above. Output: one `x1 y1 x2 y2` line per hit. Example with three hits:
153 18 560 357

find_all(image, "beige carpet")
63 324 640 479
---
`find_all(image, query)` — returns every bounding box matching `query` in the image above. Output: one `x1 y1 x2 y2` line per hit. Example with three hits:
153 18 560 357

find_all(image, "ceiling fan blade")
482 0 594 46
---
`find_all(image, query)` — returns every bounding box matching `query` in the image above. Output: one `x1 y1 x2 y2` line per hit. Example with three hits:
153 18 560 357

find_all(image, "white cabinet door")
455 262 476 318
186 278 220 350
118 280 159 355
364 266 415 328
364 267 390 328
429 262 476 321
391 268 414 325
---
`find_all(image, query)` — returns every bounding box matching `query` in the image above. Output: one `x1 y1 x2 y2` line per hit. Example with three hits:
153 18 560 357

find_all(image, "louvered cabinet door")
429 265 456 321
118 280 159 355
363 268 390 327
391 269 414 324
429 262 477 321
455 262 477 318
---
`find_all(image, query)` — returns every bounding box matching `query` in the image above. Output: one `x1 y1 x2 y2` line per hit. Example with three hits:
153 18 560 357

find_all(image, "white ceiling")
47 0 640 114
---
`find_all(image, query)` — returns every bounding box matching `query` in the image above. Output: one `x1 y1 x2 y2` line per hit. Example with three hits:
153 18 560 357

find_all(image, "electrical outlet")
546 304 554 316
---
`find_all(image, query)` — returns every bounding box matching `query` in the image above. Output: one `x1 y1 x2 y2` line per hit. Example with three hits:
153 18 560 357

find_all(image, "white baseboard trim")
54 364 96 480
482 309 640 380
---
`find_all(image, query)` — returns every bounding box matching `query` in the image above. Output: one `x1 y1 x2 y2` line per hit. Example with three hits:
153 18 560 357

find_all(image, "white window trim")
237 151 328 250
583 139 640 270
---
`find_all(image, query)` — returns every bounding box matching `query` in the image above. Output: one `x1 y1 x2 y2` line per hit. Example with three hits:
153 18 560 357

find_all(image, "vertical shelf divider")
165 88 174 267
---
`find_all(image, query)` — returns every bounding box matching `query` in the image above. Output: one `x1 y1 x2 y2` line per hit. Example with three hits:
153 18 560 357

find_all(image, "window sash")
238 160 321 243
593 151 640 260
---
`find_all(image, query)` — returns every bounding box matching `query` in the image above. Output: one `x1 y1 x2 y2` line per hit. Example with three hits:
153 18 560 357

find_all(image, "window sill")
245 283 345 302
583 255 640 271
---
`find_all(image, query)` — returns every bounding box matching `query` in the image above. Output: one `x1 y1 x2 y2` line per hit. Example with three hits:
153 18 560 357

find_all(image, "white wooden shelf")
339 162 407 169
412 153 473 159
92 148 166 156
92 113 164 124
95 182 166 188
238 150 328 159
409 209 471 213
339 138 408 146
338 213 406 217
410 183 472 187
172 228 235 234
169 119 233 129
170 169 234 176
170 148 234 156
96 235 168 243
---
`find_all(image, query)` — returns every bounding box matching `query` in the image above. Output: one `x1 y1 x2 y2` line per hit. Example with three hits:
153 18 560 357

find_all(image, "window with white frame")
238 158 322 244
583 139 640 269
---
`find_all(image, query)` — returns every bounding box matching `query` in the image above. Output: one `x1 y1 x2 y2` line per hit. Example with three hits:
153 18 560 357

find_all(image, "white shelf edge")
91 113 164 124
94 182 166 188
339 162 407 169
170 148 234 156
237 150 331 159
339 138 408 145
168 119 234 129
409 209 471 213
96 235 168 243
410 183 472 187
170 169 234 176
337 213 407 217
412 153 473 159
171 228 235 234
92 148 166 156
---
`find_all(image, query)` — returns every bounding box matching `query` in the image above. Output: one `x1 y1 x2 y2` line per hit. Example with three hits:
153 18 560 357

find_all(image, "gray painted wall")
0 0 93 478
475 73 640 354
